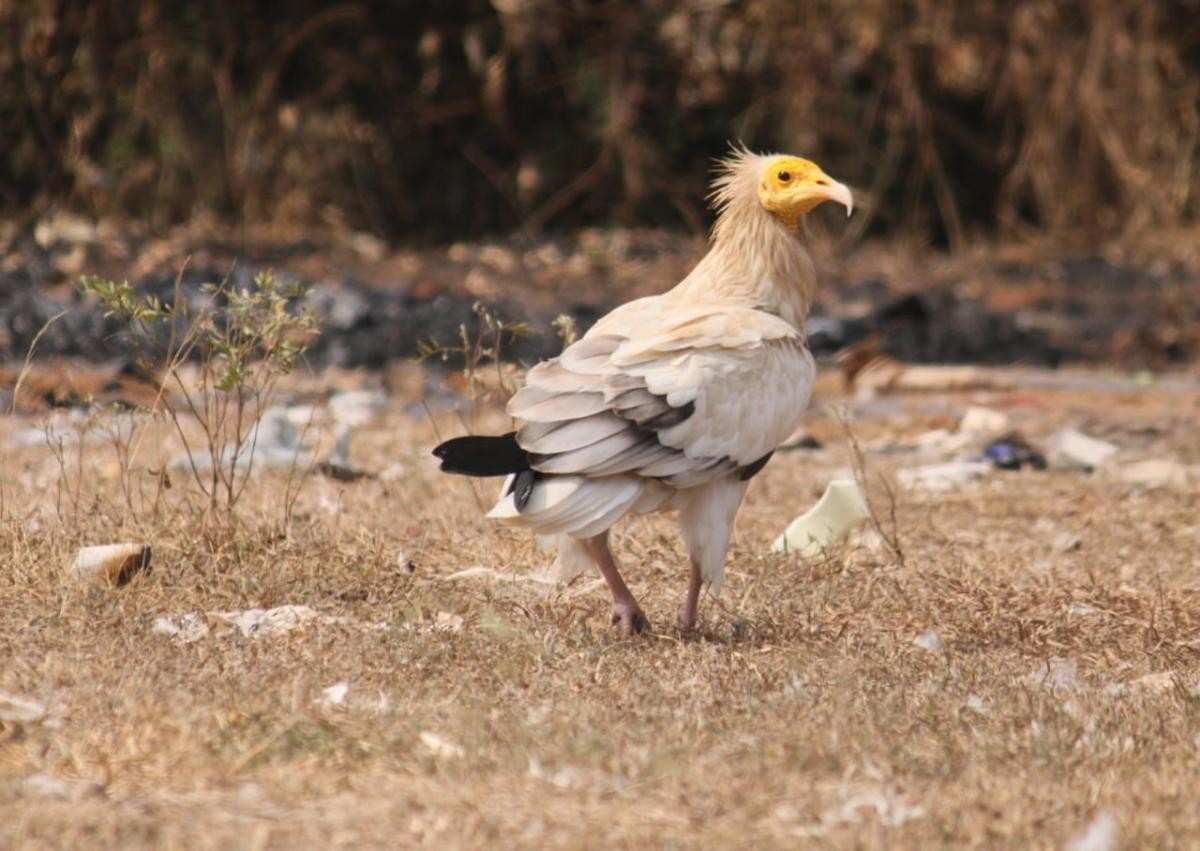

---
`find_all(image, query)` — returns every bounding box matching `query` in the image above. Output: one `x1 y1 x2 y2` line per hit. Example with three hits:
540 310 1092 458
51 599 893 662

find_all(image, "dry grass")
1 366 1199 849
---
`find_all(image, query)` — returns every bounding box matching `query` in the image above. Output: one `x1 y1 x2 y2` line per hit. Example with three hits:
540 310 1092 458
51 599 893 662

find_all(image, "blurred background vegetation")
3 0 1199 246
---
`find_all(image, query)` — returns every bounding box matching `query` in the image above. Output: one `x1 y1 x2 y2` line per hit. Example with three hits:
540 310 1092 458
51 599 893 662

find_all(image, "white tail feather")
487 474 644 538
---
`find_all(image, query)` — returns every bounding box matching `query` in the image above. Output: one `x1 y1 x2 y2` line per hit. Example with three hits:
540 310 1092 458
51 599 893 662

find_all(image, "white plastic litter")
70 543 151 585
914 630 944 653
317 681 351 708
1049 429 1118 470
419 731 465 759
963 695 989 716
958 406 1010 436
773 479 870 556
1065 811 1118 851
898 461 991 493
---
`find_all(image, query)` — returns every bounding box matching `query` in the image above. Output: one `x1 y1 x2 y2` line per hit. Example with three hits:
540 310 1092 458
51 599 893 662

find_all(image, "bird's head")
756 155 853 228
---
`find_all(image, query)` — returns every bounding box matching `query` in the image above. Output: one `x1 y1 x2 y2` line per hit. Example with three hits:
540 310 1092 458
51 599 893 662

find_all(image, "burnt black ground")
2 230 1197 370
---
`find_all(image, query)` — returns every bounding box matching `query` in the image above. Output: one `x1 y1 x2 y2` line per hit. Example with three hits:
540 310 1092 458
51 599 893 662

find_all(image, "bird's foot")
611 602 650 636
676 604 698 632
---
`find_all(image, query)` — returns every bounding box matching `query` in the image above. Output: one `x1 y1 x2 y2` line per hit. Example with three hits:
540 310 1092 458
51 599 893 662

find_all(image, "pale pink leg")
583 533 649 635
678 559 703 631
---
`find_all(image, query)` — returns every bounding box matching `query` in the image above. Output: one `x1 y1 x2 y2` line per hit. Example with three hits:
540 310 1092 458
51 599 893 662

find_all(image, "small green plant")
80 269 319 524
417 301 530 512
418 301 529 432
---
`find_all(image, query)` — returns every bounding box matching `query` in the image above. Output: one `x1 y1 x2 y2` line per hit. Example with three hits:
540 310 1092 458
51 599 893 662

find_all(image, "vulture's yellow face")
757 156 853 227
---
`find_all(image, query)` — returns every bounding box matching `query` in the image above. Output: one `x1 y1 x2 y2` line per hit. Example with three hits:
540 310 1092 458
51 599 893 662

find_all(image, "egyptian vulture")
434 147 852 634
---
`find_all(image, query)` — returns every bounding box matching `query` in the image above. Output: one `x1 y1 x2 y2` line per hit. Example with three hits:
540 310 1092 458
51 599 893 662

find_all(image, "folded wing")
506 303 815 490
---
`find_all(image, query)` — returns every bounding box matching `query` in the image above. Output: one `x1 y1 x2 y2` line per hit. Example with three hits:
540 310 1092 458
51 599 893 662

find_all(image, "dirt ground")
1 359 1198 850
6 222 1200 373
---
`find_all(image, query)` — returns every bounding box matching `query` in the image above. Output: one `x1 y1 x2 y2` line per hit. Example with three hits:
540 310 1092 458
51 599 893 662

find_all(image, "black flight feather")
433 432 539 512
432 432 531 477
737 450 774 481
507 469 537 511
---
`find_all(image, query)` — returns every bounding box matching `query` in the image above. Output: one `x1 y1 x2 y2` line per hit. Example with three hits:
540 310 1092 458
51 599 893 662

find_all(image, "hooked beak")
819 179 854 217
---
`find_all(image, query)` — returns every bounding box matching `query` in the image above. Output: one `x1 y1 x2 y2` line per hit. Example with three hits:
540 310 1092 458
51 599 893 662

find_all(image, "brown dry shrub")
1 0 1196 243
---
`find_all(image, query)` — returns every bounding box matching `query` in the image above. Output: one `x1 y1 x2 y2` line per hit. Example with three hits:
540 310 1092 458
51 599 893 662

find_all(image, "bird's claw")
611 603 650 636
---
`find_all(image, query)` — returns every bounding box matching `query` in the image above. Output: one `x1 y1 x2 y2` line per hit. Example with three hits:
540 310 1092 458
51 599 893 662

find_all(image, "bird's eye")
778 170 791 182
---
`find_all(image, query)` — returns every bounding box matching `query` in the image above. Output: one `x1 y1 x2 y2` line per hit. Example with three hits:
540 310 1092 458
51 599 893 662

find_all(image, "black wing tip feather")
432 432 531 477
507 469 537 511
737 450 774 481
637 400 695 430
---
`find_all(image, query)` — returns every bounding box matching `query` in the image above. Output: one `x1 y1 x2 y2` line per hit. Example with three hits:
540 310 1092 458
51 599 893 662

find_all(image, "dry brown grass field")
2 363 1199 849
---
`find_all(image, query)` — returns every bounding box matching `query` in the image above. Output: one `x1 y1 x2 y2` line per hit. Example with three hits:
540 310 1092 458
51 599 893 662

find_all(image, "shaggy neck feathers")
674 149 817 330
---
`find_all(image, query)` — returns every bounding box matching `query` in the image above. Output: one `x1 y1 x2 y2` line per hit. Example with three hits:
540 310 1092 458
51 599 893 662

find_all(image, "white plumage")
488 316 816 585
437 146 852 633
